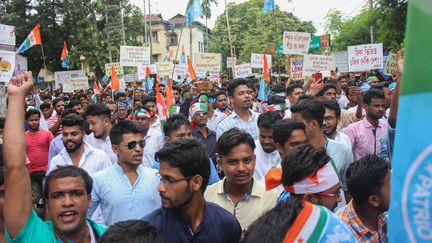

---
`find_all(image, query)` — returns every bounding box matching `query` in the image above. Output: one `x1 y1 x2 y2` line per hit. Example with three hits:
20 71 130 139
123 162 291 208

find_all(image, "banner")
283 31 311 55
383 52 398 75
302 54 336 76
173 64 187 79
234 63 252 78
120 46 151 67
209 70 220 82
290 58 303 80
251 53 272 69
331 51 349 73
157 62 174 78
0 24 16 46
195 70 207 79
137 64 157 80
63 77 89 93
347 43 384 72
226 57 237 68
105 62 124 76
194 53 221 72
0 50 15 83
54 70 87 90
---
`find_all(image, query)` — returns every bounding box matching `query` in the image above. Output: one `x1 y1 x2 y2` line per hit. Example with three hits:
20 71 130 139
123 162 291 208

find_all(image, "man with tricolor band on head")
197 93 227 133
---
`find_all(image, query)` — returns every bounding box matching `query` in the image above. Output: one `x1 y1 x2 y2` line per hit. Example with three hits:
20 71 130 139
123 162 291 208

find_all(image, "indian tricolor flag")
155 84 168 123
16 24 42 54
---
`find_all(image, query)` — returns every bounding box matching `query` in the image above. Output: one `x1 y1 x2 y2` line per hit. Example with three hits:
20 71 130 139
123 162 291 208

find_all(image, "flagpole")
40 44 47 70
172 22 186 80
224 0 235 79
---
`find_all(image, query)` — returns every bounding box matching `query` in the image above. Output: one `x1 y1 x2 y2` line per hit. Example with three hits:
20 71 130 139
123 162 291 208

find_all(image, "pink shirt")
47 114 62 136
343 117 388 161
25 129 54 173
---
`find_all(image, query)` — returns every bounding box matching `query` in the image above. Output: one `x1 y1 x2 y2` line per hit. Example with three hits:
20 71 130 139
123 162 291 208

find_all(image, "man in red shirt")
25 109 53 203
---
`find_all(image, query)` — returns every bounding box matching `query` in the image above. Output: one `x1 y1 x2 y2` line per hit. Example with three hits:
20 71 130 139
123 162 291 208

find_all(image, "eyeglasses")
122 139 146 150
155 173 193 185
194 111 208 116
315 192 340 198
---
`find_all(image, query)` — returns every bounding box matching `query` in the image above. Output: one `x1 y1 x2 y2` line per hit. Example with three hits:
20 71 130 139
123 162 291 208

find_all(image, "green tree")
202 0 217 51
375 0 407 50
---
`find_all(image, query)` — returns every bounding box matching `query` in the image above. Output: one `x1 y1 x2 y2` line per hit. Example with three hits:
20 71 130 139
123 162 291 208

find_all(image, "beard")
162 185 194 212
64 140 83 153
324 126 337 138
262 145 276 153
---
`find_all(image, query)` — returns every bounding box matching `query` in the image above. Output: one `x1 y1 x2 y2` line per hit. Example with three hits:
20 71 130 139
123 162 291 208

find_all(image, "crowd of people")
0 50 403 242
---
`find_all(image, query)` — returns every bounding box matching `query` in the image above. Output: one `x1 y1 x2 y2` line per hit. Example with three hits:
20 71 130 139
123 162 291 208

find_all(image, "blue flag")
186 0 203 27
61 59 70 69
257 78 270 101
263 0 275 14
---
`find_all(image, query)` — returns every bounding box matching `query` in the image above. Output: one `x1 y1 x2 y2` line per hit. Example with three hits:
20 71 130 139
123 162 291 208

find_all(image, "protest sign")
283 32 311 55
195 70 207 79
226 57 237 68
63 77 89 93
157 62 174 78
120 46 151 67
125 73 138 83
347 43 384 72
331 51 349 73
15 55 27 74
137 64 157 80
251 53 272 69
290 58 303 80
54 70 87 90
105 62 124 76
0 24 16 46
234 63 252 78
209 70 220 82
173 64 187 79
194 53 221 72
384 52 398 75
0 50 15 83
302 54 336 76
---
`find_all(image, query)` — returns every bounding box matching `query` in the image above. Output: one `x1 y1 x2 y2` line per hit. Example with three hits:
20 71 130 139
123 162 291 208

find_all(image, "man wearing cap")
198 94 227 134
116 102 130 122
190 102 217 163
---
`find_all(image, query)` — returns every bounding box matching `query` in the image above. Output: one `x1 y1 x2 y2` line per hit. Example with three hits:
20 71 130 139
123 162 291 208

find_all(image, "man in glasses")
190 102 217 162
88 120 160 225
143 138 242 243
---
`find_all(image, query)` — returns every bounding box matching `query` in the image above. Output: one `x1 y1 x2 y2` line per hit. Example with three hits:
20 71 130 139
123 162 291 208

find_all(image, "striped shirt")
47 114 62 136
216 110 259 140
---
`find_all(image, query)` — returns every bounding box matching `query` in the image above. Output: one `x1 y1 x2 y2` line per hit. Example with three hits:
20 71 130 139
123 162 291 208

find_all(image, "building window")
198 41 204 52
152 31 158 42
168 34 178 46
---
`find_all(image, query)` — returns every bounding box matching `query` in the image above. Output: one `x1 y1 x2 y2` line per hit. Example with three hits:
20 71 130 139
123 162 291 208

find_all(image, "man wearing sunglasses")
87 120 161 225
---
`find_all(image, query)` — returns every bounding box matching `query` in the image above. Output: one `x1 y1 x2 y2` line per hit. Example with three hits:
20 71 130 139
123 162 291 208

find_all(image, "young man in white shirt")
322 100 352 149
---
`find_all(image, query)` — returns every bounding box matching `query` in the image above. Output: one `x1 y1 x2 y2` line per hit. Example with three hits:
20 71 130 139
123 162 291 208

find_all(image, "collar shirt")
142 128 164 168
47 142 112 175
88 163 161 225
216 110 259 140
207 110 227 132
326 138 354 192
332 131 352 149
253 140 281 182
85 133 117 164
192 128 217 162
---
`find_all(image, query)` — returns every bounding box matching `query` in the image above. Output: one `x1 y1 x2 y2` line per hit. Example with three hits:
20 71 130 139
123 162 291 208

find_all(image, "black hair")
52 98 64 107
271 83 286 93
44 165 93 199
272 119 306 146
42 95 52 101
214 90 227 100
227 78 250 97
0 167 4 186
297 94 315 101
99 220 163 243
257 111 282 129
77 93 88 100
363 88 385 105
267 95 285 106
61 113 85 130
346 155 390 204
25 109 41 120
0 117 4 129
85 104 111 118
155 138 210 193
216 128 255 156
322 100 341 118
316 83 337 97
102 93 111 99
290 99 325 127
67 99 82 109
163 114 190 138
61 109 79 119
285 83 303 96
172 85 181 93
241 197 303 243
282 143 330 188
338 76 348 82
110 120 144 145
142 96 157 106
40 102 51 111
116 92 126 99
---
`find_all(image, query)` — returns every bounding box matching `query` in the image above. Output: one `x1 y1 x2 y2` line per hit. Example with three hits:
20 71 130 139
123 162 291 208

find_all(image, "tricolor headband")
189 102 208 118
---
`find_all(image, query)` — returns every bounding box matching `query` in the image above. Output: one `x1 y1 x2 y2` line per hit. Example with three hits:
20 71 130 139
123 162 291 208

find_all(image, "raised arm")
4 71 34 237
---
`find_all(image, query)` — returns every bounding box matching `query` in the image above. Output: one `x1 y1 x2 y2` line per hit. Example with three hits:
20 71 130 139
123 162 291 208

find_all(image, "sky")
130 0 368 35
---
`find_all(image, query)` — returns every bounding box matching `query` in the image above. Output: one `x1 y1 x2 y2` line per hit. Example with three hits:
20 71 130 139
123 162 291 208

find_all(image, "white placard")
0 50 16 83
302 55 336 76
54 70 87 90
283 31 311 55
251 53 272 69
290 58 303 80
195 70 207 79
137 64 157 80
105 62 124 76
173 64 187 79
194 53 222 72
157 62 174 78
209 70 220 82
348 43 384 72
234 63 253 78
227 57 237 68
0 24 16 46
331 51 349 73
63 77 89 93
120 46 151 67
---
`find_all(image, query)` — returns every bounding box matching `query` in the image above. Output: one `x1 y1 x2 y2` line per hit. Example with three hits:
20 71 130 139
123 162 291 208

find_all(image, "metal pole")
171 23 185 79
143 0 147 44
224 0 235 78
104 0 112 62
120 1 126 45
369 0 374 43
148 0 153 63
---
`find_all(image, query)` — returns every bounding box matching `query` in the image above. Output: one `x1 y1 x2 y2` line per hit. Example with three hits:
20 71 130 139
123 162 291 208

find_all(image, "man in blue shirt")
88 120 161 225
143 138 242 243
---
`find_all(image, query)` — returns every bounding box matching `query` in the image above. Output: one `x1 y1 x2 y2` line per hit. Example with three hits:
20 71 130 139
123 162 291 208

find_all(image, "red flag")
111 66 120 91
61 41 68 61
145 66 151 77
187 56 197 80
155 84 168 121
93 80 100 93
166 77 174 109
263 53 270 82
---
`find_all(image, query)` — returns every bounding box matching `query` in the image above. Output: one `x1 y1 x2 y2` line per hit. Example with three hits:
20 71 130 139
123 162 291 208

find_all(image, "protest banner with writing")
0 50 16 83
226 57 237 68
105 62 124 76
54 70 87 90
384 52 398 75
173 64 187 79
209 70 220 82
0 24 16 46
251 53 272 69
137 64 157 80
290 58 303 80
331 51 349 73
120 46 151 67
63 77 89 93
302 55 336 76
157 62 174 78
194 53 221 72
234 63 252 78
283 32 311 55
347 43 384 72
195 70 207 79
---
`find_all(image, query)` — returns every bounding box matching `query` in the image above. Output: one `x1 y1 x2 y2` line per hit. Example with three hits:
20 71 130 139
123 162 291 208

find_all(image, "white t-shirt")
253 140 282 182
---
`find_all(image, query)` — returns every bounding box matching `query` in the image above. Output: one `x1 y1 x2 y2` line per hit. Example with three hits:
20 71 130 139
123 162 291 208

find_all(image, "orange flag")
93 81 100 93
111 66 120 91
61 41 68 61
263 53 270 82
187 56 197 80
155 84 168 121
166 77 174 109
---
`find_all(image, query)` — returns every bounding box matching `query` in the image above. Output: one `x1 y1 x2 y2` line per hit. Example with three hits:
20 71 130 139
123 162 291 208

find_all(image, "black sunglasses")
122 139 146 150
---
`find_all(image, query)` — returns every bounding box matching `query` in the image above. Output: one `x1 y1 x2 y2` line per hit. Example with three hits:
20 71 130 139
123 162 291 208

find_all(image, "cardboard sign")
120 46 151 67
194 53 221 72
283 32 311 55
384 52 398 75
234 63 252 78
290 58 303 80
63 77 89 92
251 53 272 69
157 62 174 78
348 43 384 72
302 55 336 76
0 24 16 46
173 64 187 79
209 70 220 82
105 62 124 76
226 57 237 68
195 70 207 79
54 70 87 90
0 50 15 83
137 64 157 80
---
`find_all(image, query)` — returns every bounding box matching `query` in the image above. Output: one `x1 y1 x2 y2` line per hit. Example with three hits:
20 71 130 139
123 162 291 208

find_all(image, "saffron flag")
60 41 70 69
16 24 42 54
111 66 120 91
388 1 432 242
93 80 100 93
155 84 168 122
165 77 175 109
185 0 203 27
257 53 271 101
187 56 198 80
262 0 275 14
168 48 174 61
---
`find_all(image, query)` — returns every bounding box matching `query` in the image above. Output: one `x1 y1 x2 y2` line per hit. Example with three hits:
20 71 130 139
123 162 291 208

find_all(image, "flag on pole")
93 80 100 93
187 56 198 80
111 66 120 91
60 41 70 69
388 1 432 242
258 53 271 101
165 77 175 109
185 0 203 27
168 48 174 61
155 84 168 123
181 45 186 64
262 0 276 14
16 24 42 54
